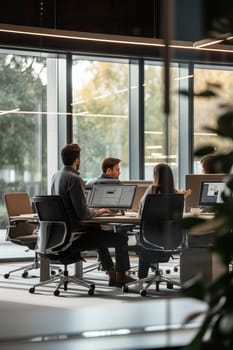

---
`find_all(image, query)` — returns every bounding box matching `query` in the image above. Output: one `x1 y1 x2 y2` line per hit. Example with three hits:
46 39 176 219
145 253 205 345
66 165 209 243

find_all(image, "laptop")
88 184 136 214
198 180 225 213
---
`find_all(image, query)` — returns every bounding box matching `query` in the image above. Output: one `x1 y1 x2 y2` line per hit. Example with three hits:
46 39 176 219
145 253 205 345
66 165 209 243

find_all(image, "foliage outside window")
144 63 179 182
72 59 129 181
193 67 233 173
0 53 47 229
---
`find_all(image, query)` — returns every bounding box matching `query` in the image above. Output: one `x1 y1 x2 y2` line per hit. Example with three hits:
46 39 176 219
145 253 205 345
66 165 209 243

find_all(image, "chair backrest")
32 195 72 252
139 194 184 251
4 192 33 217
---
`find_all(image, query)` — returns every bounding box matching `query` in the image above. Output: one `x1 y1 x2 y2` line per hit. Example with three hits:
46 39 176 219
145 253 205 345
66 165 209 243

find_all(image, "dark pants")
71 223 130 272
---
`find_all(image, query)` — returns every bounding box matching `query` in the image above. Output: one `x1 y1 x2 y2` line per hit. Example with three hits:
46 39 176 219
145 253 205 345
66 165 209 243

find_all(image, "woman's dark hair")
152 163 176 194
61 143 81 166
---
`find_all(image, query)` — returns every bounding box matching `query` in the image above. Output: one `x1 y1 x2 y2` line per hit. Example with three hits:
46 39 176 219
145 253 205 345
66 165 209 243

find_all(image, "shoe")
107 267 117 286
108 279 122 287
115 272 136 286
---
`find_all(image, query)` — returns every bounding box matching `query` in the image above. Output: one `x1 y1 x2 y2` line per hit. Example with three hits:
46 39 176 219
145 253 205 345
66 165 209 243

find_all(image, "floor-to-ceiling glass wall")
72 57 130 181
2 50 233 260
193 65 233 173
0 50 63 259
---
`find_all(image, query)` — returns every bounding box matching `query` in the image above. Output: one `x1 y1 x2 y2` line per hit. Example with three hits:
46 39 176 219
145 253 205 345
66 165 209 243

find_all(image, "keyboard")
98 211 122 217
199 212 215 216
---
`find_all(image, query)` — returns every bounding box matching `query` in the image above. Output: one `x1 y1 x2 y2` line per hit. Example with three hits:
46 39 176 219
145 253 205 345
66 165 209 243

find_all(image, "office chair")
3 192 39 278
29 195 95 296
123 193 185 296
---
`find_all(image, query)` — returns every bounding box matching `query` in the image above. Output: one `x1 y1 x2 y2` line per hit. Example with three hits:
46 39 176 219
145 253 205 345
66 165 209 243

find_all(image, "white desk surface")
10 213 38 221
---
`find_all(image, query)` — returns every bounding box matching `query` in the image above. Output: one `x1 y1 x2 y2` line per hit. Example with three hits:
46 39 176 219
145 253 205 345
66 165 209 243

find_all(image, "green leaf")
216 111 233 139
182 274 208 300
180 216 207 229
194 146 216 157
178 89 217 98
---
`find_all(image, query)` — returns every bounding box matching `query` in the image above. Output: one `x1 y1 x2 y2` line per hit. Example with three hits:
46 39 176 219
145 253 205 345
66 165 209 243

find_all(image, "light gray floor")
0 256 181 307
0 257 204 350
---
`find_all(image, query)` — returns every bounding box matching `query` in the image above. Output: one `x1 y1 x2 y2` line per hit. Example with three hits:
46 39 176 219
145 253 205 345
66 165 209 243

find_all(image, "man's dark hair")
200 155 220 174
102 157 121 173
61 143 81 166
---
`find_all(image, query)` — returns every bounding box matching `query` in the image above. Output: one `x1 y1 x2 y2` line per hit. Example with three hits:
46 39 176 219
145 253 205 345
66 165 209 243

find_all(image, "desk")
180 214 226 284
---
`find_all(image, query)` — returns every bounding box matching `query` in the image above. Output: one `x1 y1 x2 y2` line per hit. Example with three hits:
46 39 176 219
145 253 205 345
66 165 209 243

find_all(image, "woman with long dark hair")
137 163 191 278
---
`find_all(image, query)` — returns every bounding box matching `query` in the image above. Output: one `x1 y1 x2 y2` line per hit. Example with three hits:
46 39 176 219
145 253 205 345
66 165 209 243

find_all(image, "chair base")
122 267 181 296
4 260 40 279
29 267 95 296
3 255 62 279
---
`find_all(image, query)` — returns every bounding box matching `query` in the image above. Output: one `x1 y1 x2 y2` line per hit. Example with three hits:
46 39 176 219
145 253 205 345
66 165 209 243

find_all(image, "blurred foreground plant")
180 84 233 349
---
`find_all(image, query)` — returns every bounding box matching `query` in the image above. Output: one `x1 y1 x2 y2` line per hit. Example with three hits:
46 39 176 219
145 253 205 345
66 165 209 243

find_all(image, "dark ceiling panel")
0 0 158 38
0 0 233 42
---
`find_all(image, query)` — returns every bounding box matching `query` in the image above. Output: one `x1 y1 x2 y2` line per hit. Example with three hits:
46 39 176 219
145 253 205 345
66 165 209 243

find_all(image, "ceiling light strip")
0 24 165 48
1 24 233 53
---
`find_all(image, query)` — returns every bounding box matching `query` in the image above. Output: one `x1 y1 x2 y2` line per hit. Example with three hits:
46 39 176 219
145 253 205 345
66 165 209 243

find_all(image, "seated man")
51 143 135 286
87 157 122 185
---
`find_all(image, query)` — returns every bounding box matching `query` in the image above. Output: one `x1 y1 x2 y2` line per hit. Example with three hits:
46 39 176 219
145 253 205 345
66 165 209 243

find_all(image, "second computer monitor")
199 180 225 207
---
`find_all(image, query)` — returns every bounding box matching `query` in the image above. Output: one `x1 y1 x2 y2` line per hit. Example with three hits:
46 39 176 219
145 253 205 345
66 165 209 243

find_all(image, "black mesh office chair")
123 193 185 296
4 192 39 278
29 195 95 296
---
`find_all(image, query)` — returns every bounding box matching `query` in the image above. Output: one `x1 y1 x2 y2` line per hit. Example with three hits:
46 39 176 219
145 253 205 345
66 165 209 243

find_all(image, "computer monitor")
185 174 225 212
199 180 225 207
122 181 151 212
88 184 136 209
84 185 93 206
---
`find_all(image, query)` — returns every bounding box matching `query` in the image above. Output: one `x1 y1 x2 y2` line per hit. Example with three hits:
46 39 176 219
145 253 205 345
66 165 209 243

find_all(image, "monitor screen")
199 180 225 207
84 186 93 206
88 184 136 209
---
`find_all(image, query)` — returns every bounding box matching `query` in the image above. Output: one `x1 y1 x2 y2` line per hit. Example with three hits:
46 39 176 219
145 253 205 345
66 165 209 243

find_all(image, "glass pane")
193 66 233 173
0 52 48 251
144 63 179 184
72 58 129 181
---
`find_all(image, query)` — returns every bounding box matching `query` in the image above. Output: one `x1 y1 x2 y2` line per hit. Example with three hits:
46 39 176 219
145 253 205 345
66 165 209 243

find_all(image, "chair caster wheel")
165 269 171 274
29 287 35 293
88 288 94 296
22 271 29 278
90 284 95 290
51 270 56 276
122 285 128 293
54 290 60 296
140 289 147 297
174 267 178 272
167 281 173 289
4 273 10 279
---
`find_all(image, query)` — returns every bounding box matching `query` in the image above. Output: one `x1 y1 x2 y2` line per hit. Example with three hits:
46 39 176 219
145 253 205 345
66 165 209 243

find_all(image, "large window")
72 57 129 181
144 62 179 183
0 52 48 231
193 65 233 173
0 51 67 260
